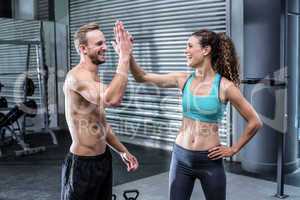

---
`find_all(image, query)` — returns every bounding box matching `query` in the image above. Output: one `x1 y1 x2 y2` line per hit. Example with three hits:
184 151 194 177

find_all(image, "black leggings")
169 144 226 200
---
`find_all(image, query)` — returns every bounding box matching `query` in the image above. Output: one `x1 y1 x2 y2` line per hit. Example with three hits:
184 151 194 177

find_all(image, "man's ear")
203 45 212 56
79 44 87 55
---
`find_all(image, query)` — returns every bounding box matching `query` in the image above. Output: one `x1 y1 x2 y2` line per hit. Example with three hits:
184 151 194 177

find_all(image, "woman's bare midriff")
175 117 221 151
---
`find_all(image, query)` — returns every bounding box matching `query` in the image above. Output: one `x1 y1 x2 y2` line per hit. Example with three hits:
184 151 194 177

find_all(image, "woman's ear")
203 45 212 56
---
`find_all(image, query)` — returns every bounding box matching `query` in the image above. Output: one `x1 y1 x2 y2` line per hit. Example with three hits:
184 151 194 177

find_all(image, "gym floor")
0 130 299 200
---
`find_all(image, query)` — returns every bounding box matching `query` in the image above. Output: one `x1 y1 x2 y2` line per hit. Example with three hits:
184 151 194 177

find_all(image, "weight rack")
0 22 57 157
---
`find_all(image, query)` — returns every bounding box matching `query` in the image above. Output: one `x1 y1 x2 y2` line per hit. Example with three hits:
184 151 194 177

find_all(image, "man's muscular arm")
65 21 132 107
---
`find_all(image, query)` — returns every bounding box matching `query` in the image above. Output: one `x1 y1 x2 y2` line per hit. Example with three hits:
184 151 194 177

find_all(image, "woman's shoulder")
219 76 236 89
175 72 192 91
219 76 239 102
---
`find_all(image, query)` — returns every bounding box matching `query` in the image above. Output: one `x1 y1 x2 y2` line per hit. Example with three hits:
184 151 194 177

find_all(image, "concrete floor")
0 131 299 200
114 172 300 200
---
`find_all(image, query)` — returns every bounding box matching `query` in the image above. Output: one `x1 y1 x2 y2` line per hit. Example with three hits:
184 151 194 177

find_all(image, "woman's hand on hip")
208 145 235 160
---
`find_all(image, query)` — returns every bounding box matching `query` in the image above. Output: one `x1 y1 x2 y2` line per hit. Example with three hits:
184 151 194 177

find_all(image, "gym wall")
68 0 231 149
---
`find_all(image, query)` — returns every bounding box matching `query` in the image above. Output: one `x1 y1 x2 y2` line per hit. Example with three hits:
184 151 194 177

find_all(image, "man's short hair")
74 22 100 54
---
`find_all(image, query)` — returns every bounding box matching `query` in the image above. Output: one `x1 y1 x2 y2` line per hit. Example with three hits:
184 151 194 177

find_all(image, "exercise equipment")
19 99 38 118
111 190 140 200
0 112 11 157
123 189 139 200
0 78 34 100
0 22 58 158
23 77 35 96
0 113 5 122
0 113 5 142
0 97 7 108
0 82 7 109
0 99 44 156
0 82 3 93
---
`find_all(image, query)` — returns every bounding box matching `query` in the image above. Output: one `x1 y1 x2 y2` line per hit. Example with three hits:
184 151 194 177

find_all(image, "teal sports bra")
182 72 227 123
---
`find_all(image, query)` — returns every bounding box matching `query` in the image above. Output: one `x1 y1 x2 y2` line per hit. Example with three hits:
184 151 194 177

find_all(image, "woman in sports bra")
127 29 263 200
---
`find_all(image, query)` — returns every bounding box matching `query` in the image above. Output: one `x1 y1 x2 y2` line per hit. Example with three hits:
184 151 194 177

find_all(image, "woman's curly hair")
192 30 240 86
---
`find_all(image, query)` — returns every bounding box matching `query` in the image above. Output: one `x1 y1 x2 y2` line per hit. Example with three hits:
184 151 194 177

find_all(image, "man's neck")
79 59 99 73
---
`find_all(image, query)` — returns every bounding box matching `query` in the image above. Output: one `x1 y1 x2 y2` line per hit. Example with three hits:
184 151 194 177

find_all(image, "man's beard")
89 53 105 65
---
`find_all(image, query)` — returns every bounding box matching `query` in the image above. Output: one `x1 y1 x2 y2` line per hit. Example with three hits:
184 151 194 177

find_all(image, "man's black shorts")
61 147 112 200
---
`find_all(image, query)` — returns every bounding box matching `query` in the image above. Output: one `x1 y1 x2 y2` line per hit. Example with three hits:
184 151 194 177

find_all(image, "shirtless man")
61 21 138 200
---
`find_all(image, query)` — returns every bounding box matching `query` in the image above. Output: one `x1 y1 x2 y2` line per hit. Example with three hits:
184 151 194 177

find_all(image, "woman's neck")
194 63 215 82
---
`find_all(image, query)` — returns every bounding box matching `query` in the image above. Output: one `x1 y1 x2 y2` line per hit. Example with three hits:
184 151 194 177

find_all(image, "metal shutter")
37 0 50 20
69 0 230 148
0 18 44 129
